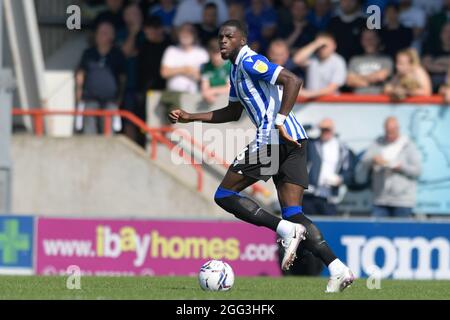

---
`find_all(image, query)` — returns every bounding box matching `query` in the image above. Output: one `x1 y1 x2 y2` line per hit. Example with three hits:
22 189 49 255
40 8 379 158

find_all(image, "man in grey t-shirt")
347 29 394 94
293 33 347 99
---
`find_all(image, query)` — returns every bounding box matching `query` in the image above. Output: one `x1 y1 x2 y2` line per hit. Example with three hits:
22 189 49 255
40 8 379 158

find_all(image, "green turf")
0 276 448 300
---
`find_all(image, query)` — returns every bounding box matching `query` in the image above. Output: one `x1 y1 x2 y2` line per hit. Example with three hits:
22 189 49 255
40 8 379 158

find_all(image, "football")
198 260 235 291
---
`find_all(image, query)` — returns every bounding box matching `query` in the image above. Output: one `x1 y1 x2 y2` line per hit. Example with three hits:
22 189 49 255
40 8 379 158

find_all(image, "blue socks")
214 187 241 199
215 189 303 220
281 206 303 219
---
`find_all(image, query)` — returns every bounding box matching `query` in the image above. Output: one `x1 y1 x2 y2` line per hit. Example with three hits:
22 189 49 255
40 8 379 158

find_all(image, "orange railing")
12 108 269 197
296 94 446 104
12 108 204 191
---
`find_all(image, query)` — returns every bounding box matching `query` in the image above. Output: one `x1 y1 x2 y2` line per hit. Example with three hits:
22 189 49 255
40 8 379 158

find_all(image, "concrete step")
11 135 231 219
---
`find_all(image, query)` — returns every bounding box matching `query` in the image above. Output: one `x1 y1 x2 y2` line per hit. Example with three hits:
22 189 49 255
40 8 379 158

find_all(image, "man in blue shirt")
168 20 353 293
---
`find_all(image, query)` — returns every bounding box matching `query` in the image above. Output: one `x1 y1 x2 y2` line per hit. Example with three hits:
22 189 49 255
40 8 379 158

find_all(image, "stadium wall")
10 135 224 218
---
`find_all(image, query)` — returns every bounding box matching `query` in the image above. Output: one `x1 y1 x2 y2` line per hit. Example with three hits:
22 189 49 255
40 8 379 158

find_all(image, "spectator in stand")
304 118 354 216
93 0 125 31
357 116 421 218
384 48 432 100
398 0 426 53
346 29 394 94
422 22 450 92
424 0 450 57
195 3 220 47
380 3 414 60
75 21 126 134
135 16 172 146
149 0 177 34
278 0 317 51
277 0 293 36
267 39 305 79
173 0 228 27
138 17 171 92
116 4 145 80
200 39 231 105
412 0 443 16
327 0 366 61
228 1 246 22
160 23 208 93
115 3 146 144
307 0 332 31
245 0 278 53
293 33 347 99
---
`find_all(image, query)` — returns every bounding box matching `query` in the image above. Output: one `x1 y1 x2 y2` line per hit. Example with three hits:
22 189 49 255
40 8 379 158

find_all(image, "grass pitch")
0 276 448 300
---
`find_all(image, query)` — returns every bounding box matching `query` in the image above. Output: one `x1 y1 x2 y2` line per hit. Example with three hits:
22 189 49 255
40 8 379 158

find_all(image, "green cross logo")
0 219 30 264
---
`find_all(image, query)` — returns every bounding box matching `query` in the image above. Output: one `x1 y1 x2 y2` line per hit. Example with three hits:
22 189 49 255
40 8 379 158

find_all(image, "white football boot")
325 267 355 293
279 224 306 271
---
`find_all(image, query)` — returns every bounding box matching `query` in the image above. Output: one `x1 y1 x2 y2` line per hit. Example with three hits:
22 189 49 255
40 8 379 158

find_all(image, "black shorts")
229 139 309 189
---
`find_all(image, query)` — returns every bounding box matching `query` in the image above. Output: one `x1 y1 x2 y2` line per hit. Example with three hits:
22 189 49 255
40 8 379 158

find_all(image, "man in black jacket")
132 17 172 146
304 118 355 216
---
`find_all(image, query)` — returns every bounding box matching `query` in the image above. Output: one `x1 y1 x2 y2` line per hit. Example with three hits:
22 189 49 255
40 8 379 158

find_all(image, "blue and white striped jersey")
229 45 308 149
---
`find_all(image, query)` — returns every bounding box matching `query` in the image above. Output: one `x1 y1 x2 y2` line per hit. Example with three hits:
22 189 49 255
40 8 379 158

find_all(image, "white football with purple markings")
198 260 234 291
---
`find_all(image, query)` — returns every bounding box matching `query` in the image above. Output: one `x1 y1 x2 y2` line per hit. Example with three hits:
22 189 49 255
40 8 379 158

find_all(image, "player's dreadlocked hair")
220 19 248 38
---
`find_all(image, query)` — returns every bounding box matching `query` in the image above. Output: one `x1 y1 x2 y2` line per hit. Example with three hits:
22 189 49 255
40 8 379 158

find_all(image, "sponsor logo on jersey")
253 60 268 73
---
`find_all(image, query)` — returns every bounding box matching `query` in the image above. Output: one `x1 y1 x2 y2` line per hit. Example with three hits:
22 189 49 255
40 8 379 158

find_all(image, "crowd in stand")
76 0 450 131
77 1 450 106
76 0 429 217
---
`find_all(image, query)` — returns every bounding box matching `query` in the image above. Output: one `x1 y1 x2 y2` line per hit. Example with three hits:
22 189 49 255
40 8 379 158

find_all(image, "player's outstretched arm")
168 101 244 124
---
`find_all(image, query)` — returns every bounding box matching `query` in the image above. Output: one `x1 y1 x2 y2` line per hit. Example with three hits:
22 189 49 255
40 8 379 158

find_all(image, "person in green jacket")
200 39 231 105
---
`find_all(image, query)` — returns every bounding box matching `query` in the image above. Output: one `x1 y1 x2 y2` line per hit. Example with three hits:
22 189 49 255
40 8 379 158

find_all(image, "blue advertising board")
316 219 450 279
0 215 34 274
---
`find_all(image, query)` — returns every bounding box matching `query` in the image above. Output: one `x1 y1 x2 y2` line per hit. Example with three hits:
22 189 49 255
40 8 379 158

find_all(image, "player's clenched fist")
168 109 191 124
